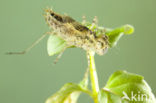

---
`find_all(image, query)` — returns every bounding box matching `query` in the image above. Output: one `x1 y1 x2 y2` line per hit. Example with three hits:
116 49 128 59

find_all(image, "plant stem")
87 51 99 103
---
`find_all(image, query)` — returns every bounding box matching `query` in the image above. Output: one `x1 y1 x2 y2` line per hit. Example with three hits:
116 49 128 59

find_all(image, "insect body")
7 9 109 58
45 9 109 55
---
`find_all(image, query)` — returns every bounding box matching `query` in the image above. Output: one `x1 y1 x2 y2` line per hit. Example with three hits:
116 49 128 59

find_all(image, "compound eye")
50 13 54 16
50 13 63 22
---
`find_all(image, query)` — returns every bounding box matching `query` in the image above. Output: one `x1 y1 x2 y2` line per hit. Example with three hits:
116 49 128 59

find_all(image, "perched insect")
7 8 109 62
44 9 108 55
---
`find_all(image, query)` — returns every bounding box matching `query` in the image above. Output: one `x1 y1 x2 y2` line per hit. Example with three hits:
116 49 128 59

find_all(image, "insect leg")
92 16 98 24
82 16 86 25
6 32 52 55
53 46 68 64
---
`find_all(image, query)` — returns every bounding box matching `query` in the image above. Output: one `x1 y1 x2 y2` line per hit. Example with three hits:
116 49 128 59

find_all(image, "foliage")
46 20 155 103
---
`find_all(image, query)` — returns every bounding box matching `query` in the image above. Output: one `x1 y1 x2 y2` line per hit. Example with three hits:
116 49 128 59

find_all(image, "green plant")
45 13 156 103
7 9 156 103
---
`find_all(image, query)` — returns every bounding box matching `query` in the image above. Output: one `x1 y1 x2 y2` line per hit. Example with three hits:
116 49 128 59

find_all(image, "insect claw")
53 46 67 64
53 51 64 64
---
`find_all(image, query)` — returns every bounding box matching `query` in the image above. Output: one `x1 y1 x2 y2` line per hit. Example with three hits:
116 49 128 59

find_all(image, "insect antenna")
6 32 51 55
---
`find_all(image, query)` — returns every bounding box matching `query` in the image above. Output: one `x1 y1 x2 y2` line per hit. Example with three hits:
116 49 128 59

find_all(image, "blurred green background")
0 0 156 103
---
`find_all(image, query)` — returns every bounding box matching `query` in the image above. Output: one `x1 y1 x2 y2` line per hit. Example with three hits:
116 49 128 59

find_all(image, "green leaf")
99 70 156 103
85 23 134 48
105 24 134 47
47 34 67 56
45 83 82 103
45 69 92 103
99 89 128 103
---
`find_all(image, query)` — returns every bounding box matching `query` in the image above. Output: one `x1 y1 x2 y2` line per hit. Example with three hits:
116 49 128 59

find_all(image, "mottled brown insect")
7 8 109 57
45 9 109 55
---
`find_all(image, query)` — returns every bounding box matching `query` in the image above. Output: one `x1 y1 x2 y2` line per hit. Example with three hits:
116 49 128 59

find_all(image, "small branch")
87 51 99 103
